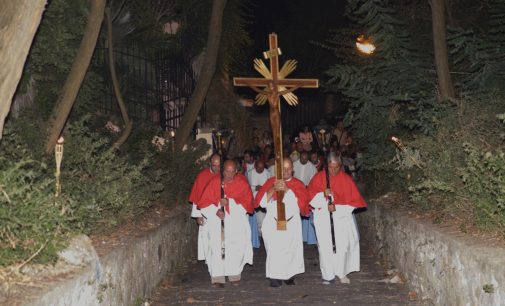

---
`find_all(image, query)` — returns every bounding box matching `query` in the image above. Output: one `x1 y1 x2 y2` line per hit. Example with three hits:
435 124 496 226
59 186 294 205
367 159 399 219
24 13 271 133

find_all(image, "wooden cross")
233 33 318 230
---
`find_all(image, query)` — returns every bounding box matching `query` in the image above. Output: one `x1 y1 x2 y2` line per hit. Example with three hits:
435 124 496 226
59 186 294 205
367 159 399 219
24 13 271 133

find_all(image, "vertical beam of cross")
233 33 318 230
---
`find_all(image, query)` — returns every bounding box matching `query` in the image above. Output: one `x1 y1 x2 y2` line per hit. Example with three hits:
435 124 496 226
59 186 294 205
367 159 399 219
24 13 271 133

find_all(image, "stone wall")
25 205 196 306
358 199 505 305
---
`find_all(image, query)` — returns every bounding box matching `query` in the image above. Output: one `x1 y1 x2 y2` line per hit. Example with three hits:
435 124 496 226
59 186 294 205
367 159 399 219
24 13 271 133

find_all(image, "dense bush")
0 116 210 267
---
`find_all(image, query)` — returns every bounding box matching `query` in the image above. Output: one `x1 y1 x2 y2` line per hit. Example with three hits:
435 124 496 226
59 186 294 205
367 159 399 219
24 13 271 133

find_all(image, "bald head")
282 157 294 179
223 159 237 182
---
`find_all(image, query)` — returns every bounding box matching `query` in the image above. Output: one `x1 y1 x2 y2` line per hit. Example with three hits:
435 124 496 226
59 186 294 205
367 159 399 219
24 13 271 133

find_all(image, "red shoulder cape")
198 174 254 214
254 177 310 216
188 168 217 204
307 170 366 208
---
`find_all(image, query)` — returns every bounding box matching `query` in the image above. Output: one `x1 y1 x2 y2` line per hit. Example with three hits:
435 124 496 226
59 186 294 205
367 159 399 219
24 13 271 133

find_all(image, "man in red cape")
254 157 310 287
198 160 254 288
188 154 220 262
307 152 366 285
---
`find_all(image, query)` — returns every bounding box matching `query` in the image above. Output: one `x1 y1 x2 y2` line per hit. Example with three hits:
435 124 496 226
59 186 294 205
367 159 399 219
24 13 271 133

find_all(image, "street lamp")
356 34 376 55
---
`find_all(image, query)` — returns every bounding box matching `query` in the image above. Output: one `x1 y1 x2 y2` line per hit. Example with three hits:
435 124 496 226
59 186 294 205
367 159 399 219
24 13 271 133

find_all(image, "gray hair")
327 152 342 165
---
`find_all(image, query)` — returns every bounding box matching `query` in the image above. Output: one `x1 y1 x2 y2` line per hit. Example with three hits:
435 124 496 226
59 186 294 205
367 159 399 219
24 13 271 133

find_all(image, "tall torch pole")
55 137 64 197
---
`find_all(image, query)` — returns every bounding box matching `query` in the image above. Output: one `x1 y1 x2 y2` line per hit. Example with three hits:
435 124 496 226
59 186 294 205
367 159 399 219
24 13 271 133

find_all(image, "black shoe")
284 278 295 285
269 279 282 288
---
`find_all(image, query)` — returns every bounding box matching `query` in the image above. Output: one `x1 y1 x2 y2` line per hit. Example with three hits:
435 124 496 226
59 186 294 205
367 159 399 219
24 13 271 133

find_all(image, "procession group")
188 146 366 289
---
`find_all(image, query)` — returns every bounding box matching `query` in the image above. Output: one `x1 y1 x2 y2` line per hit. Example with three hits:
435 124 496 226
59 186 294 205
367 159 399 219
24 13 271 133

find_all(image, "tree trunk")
44 0 106 154
105 7 133 150
431 0 455 101
174 0 227 151
0 0 46 140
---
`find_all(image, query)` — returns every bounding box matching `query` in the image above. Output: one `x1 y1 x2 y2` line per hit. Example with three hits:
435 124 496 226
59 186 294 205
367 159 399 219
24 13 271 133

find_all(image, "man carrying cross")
234 33 317 287
254 157 309 287
307 152 367 285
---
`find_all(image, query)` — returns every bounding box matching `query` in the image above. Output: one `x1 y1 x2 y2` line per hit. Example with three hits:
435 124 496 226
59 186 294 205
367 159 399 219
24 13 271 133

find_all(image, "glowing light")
356 35 376 54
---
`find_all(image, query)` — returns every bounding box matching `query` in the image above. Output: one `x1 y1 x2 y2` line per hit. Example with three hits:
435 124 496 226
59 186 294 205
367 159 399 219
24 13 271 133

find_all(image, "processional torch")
216 131 226 260
55 137 64 197
390 136 423 169
319 129 337 254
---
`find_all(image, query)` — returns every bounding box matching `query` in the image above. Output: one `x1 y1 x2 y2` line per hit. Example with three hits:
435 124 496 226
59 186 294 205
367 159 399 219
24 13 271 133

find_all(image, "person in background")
299 125 313 152
293 151 318 245
248 160 271 239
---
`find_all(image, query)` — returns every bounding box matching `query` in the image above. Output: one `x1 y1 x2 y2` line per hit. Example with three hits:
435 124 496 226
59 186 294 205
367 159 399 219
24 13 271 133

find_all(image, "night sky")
245 0 346 76
237 0 347 116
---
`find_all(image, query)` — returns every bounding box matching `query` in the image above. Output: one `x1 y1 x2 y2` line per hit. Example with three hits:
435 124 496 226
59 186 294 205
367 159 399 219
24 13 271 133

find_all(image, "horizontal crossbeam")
233 77 319 88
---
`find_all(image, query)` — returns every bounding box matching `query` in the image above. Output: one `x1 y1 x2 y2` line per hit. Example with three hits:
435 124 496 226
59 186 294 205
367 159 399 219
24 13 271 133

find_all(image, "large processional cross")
233 33 318 230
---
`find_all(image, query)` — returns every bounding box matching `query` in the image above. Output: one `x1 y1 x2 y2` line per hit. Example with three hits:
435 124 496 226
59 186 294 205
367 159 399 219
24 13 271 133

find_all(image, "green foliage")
22 0 89 119
397 95 505 234
0 117 168 266
447 0 505 94
0 129 70 266
154 140 210 206
462 145 505 230
61 117 164 230
324 0 440 171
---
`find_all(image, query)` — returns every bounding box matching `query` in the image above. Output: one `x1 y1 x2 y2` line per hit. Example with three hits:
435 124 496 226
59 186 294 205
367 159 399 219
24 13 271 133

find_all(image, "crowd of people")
188 120 367 289
248 120 360 181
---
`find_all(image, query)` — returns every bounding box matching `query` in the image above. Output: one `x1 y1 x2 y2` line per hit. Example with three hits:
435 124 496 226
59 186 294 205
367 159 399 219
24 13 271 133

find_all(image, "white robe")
191 204 208 262
293 160 317 186
248 169 271 235
244 162 255 180
259 188 304 280
310 192 360 280
200 199 253 277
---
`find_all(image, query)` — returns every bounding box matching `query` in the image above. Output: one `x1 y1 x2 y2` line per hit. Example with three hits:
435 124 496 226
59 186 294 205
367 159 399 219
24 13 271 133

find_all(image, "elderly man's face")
223 161 237 182
282 159 294 179
327 161 341 176
210 156 220 173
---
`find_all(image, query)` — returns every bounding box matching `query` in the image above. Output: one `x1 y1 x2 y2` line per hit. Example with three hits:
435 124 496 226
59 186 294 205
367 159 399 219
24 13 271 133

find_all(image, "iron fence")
92 47 205 134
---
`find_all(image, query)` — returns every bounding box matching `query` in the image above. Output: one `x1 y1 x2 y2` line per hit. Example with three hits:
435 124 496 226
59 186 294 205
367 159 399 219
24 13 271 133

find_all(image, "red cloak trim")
198 174 254 214
254 177 310 216
188 168 217 204
307 170 367 208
